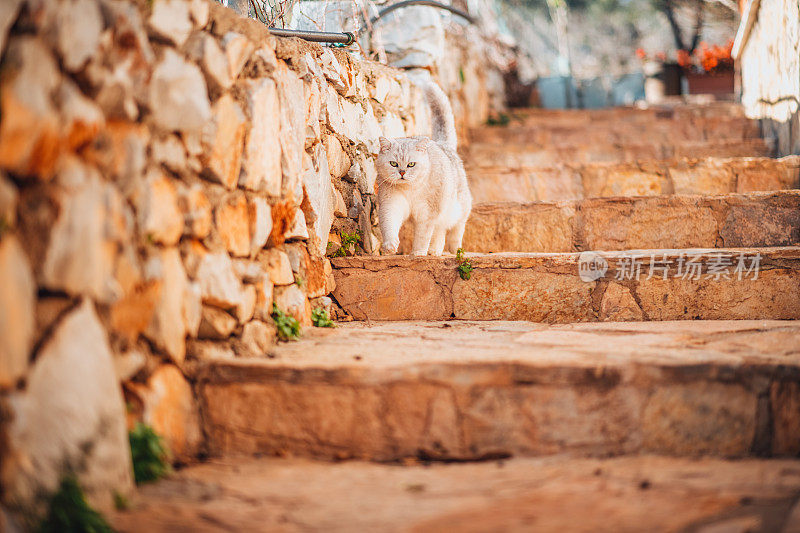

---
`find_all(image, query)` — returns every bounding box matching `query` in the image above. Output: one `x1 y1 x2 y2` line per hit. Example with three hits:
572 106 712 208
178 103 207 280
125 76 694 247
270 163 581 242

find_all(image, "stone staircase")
115 103 800 531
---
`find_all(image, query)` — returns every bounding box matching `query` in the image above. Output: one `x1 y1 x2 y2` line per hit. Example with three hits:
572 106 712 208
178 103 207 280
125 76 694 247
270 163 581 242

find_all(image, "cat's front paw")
381 237 400 254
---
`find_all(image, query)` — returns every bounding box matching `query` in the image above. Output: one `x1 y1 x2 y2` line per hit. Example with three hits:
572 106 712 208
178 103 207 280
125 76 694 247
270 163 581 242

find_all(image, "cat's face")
376 137 430 185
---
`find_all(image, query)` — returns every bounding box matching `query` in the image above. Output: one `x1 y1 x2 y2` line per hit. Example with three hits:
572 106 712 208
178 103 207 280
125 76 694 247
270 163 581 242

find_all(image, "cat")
376 76 472 256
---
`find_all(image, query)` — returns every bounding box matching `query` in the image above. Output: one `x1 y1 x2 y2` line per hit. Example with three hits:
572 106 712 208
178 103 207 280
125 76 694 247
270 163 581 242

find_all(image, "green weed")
311 307 335 328
272 303 301 341
129 423 171 484
37 475 113 533
455 248 473 280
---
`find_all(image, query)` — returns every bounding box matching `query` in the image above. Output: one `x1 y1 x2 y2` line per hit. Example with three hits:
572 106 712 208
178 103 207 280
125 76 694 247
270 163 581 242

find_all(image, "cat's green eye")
407 162 416 167
390 161 398 167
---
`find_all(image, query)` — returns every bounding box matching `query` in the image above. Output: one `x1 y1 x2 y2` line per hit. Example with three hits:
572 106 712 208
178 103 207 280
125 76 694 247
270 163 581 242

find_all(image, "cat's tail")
408 70 458 151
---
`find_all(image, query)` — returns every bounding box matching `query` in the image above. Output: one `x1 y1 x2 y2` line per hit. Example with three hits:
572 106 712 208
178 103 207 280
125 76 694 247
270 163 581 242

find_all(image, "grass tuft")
272 303 301 340
311 307 335 328
129 423 171 485
37 475 113 533
455 248 473 280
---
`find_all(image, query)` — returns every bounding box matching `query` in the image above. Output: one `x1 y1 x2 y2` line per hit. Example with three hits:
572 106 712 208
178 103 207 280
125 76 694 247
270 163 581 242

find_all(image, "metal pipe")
264 0 474 45
268 28 355 45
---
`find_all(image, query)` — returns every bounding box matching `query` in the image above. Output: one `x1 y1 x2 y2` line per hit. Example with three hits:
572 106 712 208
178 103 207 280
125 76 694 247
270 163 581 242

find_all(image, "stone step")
110 454 800 532
453 191 800 254
467 156 800 203
472 117 760 145
193 320 800 461
331 248 800 322
508 103 746 127
464 139 773 168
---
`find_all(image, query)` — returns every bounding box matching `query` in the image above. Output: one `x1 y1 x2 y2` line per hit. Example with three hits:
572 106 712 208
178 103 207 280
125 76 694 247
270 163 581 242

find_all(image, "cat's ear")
415 138 429 151
379 137 392 152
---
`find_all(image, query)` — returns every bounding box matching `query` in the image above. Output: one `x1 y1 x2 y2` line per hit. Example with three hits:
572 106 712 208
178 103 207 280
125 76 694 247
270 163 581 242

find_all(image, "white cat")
376 79 472 256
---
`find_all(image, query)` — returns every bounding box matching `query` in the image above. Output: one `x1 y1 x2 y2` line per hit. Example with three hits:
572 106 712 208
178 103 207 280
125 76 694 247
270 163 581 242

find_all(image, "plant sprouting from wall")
311 307 335 328
329 230 362 258
129 423 171 484
37 474 113 533
272 303 301 340
455 248 473 280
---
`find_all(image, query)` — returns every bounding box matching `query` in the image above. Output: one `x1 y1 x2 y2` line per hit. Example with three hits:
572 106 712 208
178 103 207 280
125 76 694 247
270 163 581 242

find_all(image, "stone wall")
0 0 500 523
739 0 800 155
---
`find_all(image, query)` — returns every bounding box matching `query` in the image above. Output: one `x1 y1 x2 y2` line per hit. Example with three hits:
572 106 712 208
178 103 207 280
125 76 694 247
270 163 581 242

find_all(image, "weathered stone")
189 0 210 27
221 32 254 82
319 49 350 96
301 144 334 255
0 37 62 179
735 156 800 192
600 283 644 321
274 63 306 194
718 195 800 247
239 79 282 195
186 33 232 92
333 188 347 217
323 134 351 179
273 283 311 326
771 381 800 456
42 159 128 303
201 93 246 189
45 0 103 71
0 0 21 57
113 349 146 382
643 383 757 456
249 196 272 256
285 206 310 241
669 160 735 195
332 250 800 322
238 320 275 356
179 184 212 239
82 121 149 190
262 249 294 285
0 172 18 227
0 236 35 389
92 63 139 121
461 203 574 254
215 193 250 257
310 295 333 317
233 259 265 283
198 305 237 339
4 301 133 512
130 364 202 462
581 166 667 198
253 276 274 321
109 280 159 343
150 49 211 132
284 244 330 299
151 135 187 175
195 319 800 462
195 251 243 309
236 283 257 323
148 0 193 46
183 281 202 338
187 339 235 361
304 79 323 146
56 78 105 151
144 248 191 363
579 197 718 251
136 169 183 246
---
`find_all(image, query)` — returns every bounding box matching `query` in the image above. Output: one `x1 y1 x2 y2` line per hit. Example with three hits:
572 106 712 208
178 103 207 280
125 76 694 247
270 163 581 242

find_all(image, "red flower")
635 48 647 59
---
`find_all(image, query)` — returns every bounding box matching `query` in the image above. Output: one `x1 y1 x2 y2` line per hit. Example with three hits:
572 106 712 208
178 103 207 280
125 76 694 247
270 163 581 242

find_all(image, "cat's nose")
399 170 406 176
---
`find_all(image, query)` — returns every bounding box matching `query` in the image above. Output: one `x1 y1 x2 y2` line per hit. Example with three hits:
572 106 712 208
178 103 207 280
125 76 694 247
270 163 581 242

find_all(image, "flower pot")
685 70 735 95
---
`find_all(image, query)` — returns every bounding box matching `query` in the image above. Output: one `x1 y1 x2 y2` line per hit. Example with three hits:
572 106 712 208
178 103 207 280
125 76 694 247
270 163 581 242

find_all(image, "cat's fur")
377 79 472 256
